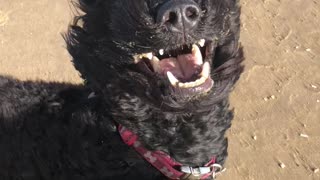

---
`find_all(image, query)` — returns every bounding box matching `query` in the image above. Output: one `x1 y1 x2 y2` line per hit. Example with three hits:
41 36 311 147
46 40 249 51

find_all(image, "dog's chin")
133 39 216 98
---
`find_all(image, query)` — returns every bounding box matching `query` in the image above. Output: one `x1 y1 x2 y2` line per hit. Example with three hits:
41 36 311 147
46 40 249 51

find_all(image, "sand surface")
0 0 319 179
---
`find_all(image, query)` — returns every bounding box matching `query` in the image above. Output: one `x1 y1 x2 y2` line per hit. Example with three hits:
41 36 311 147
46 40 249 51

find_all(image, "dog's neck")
118 124 221 179
107 94 231 167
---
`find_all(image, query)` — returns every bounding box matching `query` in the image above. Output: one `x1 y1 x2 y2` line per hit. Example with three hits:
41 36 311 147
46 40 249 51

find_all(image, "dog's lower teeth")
166 62 211 89
178 76 207 88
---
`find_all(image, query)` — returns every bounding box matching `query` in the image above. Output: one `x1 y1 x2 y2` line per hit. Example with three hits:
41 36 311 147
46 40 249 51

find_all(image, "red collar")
118 125 220 179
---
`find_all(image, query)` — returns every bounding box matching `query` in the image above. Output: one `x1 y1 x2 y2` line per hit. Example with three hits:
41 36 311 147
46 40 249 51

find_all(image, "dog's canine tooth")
198 39 205 47
201 62 210 79
192 44 203 65
159 49 164 56
167 71 179 86
151 56 161 72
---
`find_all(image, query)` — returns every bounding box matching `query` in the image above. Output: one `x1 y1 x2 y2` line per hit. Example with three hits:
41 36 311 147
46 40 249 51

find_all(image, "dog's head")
67 0 243 165
68 0 241 105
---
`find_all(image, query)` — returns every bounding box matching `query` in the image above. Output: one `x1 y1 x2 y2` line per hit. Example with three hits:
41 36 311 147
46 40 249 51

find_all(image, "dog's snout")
156 0 201 33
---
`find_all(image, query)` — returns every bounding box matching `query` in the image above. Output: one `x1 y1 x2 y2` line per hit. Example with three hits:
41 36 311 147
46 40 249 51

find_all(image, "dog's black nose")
157 0 201 33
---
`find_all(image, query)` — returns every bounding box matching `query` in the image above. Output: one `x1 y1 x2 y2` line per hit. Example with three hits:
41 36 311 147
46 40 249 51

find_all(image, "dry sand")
0 0 319 179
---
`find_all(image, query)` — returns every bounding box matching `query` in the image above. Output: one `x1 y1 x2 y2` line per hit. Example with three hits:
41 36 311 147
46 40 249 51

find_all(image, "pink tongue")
158 54 201 80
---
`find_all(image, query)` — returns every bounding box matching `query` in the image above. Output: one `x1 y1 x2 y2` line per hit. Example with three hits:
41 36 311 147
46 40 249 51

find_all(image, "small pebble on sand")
306 48 311 52
279 163 286 168
264 95 276 101
253 135 257 140
299 133 309 138
311 84 317 89
314 168 319 173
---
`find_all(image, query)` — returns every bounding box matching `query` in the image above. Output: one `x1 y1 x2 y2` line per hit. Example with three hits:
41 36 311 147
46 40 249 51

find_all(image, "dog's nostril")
185 6 199 20
166 12 178 24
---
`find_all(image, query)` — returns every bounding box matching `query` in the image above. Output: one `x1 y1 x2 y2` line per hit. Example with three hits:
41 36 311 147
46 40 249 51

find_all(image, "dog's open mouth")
134 39 214 96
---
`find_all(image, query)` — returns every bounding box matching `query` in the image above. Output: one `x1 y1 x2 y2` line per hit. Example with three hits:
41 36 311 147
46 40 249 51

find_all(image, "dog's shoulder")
0 76 81 121
0 76 163 179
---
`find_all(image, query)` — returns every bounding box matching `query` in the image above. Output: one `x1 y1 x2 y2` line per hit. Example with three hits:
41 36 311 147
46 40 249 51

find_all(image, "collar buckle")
181 166 211 176
181 164 224 179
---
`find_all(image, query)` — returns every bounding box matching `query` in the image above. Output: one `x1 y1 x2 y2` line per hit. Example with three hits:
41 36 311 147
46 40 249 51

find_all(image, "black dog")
0 0 243 179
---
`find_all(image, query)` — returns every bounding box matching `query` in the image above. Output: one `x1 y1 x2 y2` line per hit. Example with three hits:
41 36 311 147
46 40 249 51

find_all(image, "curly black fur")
0 0 244 179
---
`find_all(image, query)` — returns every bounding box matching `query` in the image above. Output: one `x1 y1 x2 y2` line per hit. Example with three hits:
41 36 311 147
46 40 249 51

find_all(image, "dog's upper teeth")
198 39 205 47
144 52 153 60
159 49 164 56
133 55 141 64
192 44 203 65
133 52 153 63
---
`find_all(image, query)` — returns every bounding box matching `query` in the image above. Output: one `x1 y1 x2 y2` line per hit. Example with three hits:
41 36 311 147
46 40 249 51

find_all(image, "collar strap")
118 125 220 179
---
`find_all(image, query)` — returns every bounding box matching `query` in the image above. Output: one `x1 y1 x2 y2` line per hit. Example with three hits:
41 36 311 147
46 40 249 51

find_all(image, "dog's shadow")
0 75 151 179
0 75 84 123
